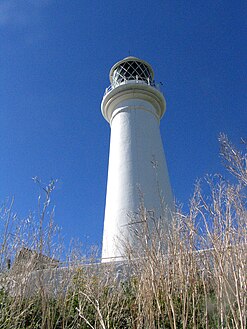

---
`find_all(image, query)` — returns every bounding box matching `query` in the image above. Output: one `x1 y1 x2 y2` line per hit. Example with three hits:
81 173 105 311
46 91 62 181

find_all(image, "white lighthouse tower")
101 57 173 261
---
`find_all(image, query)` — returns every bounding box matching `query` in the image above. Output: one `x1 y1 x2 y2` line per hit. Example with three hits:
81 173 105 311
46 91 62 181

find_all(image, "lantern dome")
109 56 154 85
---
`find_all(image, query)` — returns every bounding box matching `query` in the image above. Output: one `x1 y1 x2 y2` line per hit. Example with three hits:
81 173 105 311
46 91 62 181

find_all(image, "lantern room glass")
112 60 153 84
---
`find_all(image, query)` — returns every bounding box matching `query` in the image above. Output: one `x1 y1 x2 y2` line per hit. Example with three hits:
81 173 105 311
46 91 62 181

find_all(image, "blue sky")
1 0 246 253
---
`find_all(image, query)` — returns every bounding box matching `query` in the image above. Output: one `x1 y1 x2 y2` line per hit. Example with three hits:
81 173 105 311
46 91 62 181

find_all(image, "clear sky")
1 0 246 253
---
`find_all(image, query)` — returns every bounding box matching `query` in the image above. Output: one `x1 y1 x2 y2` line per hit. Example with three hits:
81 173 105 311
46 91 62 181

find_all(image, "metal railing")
104 78 162 96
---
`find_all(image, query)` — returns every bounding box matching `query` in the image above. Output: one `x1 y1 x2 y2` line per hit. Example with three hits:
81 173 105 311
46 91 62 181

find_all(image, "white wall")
102 95 173 261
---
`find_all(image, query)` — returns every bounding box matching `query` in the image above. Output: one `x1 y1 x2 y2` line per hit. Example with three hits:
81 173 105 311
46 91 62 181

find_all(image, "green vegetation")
0 134 246 329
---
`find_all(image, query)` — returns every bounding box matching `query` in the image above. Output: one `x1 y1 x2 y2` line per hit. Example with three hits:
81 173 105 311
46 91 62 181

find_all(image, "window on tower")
112 60 152 84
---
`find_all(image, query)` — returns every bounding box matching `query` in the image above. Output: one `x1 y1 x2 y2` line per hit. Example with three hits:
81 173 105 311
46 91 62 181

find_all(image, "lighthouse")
101 57 173 261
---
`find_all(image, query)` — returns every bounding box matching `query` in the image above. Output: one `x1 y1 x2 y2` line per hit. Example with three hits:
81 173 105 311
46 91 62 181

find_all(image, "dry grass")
0 135 246 328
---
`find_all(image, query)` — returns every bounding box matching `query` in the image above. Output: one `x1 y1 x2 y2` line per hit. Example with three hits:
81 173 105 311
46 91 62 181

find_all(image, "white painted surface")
101 61 173 262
